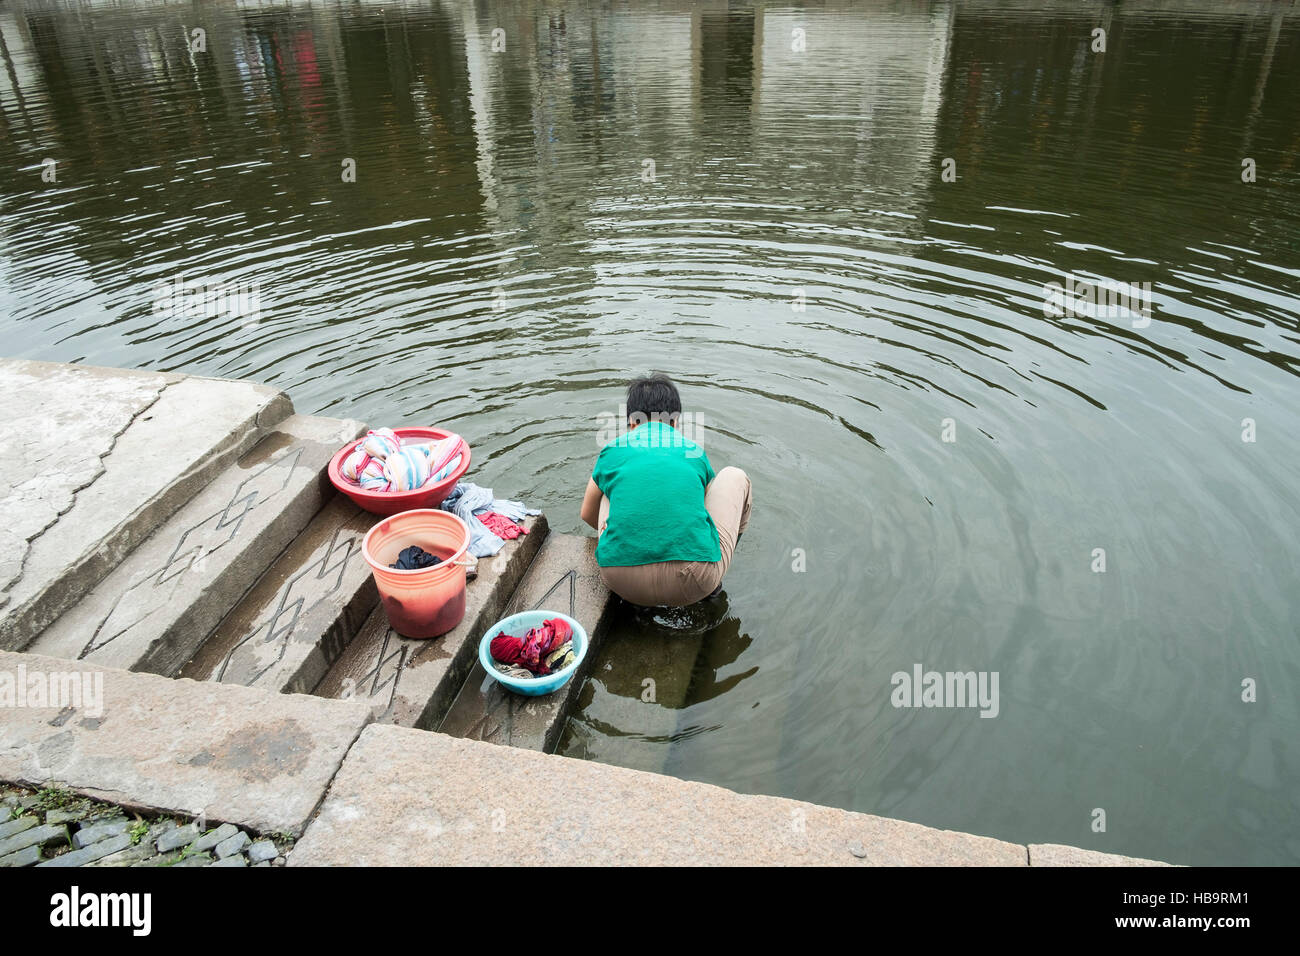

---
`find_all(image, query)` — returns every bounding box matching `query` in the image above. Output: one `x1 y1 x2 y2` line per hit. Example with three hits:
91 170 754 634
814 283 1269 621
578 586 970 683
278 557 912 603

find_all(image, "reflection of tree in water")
1 4 484 275
927 4 1300 259
921 4 1300 379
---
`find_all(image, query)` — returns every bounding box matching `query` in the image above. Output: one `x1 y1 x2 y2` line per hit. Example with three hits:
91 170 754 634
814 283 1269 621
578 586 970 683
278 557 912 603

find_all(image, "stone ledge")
0 361 174 610
31 414 364 676
0 361 292 649
313 515 548 730
1028 843 1175 867
0 651 371 836
439 533 613 753
288 723 1029 866
181 495 379 694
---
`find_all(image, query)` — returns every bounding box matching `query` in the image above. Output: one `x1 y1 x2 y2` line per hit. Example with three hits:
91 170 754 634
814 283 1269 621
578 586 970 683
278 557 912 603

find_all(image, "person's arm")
701 449 717 487
580 477 603 530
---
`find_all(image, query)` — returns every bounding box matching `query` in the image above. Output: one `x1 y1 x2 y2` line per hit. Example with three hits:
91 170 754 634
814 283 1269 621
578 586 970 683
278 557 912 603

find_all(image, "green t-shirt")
591 420 721 567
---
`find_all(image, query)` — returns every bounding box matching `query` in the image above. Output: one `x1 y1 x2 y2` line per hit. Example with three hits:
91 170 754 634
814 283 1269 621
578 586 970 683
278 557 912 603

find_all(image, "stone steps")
554 625 704 772
0 649 371 838
0 360 292 651
438 533 614 753
29 414 364 676
556 602 765 773
179 495 379 695
311 516 549 729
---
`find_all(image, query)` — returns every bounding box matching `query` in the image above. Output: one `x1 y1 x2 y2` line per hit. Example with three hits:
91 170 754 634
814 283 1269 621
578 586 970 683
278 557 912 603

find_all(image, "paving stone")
207 855 247 867
148 820 178 842
38 832 131 867
247 839 277 863
314 515 548 729
440 533 614 752
72 819 130 849
0 362 291 650
0 844 43 867
190 824 238 853
0 823 68 857
171 853 213 867
290 723 1030 867
1028 844 1175 867
181 496 379 694
215 830 251 859
32 414 365 676
156 823 200 853
0 816 37 840
45 808 87 826
86 842 157 867
0 650 373 836
253 861 271 867
82 810 128 825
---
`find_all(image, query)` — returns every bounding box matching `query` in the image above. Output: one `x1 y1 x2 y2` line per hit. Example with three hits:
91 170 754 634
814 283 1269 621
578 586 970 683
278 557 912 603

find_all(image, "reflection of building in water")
452 1 955 252
6 0 1294 284
751 2 953 216
453 1 695 226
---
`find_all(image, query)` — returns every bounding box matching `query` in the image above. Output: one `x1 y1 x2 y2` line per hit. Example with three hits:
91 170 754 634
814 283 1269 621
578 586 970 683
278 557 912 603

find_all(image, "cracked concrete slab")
288 723 1028 866
439 533 614 753
313 516 547 729
0 651 372 836
0 361 174 606
31 415 364 677
0 360 292 650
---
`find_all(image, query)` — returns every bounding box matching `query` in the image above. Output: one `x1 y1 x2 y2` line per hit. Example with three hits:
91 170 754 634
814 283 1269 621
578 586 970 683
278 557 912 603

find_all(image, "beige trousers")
597 466 752 607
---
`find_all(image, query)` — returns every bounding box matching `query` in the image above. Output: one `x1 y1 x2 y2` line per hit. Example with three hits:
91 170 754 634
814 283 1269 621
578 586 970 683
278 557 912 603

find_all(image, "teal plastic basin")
479 610 587 697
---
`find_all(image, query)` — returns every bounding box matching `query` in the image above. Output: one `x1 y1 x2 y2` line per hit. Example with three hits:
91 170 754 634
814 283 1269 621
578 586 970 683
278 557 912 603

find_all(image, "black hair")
626 373 682 425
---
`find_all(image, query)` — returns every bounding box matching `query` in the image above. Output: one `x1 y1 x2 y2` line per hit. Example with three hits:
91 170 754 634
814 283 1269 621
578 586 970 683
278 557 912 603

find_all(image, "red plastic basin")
328 427 471 516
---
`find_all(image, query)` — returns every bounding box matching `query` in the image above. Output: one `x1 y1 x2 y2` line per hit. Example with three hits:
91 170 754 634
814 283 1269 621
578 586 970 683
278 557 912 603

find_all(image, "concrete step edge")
28 414 364 676
438 532 615 754
1 373 294 651
180 494 381 695
312 515 550 731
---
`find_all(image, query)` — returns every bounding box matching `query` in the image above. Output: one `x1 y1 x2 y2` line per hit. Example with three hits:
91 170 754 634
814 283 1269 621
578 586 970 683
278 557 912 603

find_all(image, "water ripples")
2 0 1299 863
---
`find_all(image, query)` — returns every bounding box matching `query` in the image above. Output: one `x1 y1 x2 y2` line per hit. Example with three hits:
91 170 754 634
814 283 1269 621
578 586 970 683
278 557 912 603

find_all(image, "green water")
1 0 1298 864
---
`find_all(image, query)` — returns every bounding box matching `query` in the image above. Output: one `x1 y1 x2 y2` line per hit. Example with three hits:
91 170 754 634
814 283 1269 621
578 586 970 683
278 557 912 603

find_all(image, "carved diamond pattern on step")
212 525 363 686
351 629 409 719
528 569 577 617
76 446 306 660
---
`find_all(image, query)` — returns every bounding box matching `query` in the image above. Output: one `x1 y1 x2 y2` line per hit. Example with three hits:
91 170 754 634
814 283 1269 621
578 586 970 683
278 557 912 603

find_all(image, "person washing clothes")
581 373 752 606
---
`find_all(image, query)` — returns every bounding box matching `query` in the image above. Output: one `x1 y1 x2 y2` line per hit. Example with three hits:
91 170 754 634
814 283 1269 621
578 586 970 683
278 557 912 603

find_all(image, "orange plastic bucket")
362 509 471 639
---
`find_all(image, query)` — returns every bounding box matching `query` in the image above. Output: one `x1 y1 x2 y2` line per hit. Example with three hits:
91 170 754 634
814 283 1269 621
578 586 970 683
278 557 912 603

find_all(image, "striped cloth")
341 429 463 493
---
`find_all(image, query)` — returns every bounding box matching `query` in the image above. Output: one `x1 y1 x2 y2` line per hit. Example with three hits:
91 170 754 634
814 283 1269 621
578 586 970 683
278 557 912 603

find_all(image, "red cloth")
490 618 572 675
478 511 527 539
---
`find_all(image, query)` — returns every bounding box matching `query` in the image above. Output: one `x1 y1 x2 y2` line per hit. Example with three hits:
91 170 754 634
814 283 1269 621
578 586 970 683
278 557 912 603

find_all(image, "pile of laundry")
342 427 541 560
490 617 576 679
341 428 463 493
439 481 541 558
